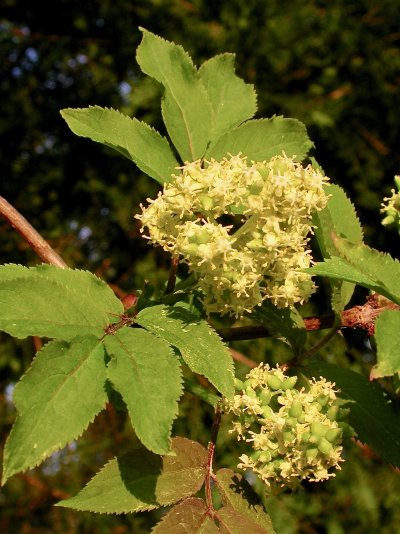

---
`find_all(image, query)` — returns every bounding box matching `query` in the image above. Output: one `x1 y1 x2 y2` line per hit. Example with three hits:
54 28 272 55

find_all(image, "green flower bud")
283 431 295 443
311 421 328 438
260 390 273 405
281 376 298 390
182 243 199 256
325 428 342 443
284 417 298 429
326 406 339 421
199 194 214 211
305 448 319 463
234 378 244 390
262 405 274 418
301 431 312 444
289 400 303 418
259 451 272 463
318 438 333 456
266 375 282 391
245 387 257 398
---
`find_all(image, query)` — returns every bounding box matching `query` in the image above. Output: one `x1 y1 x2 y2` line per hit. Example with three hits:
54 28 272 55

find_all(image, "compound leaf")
216 469 275 533
152 497 219 533
308 237 400 306
104 327 183 455
0 264 122 340
136 305 234 399
61 106 178 184
136 29 212 162
2 336 108 484
370 310 400 379
57 437 207 514
313 184 364 312
303 362 400 467
218 507 271 534
199 53 257 146
205 117 312 162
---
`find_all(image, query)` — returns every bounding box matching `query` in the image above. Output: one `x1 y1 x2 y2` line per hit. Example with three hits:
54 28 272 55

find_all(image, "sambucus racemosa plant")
1 29 400 532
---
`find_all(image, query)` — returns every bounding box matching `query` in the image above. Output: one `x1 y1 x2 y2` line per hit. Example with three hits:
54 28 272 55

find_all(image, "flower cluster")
225 364 355 491
381 175 400 232
137 154 329 316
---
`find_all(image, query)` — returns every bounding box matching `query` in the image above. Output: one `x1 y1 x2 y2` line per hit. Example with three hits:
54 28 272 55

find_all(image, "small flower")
225 364 355 492
136 154 330 316
381 175 400 231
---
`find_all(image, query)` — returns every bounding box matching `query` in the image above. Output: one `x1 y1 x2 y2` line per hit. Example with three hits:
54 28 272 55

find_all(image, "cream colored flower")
136 154 329 316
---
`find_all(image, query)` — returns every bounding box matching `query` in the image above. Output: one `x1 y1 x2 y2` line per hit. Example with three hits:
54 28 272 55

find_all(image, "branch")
205 405 222 517
216 294 399 342
0 196 67 268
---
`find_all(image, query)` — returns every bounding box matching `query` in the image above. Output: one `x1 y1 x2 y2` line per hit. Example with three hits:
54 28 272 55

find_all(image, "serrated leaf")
303 362 400 467
313 184 364 312
251 301 306 355
314 184 363 258
136 29 212 161
218 507 270 534
57 437 207 514
104 327 183 454
198 53 257 146
136 304 234 399
205 117 313 161
60 106 178 184
370 310 400 379
308 237 400 306
216 469 275 533
152 497 219 533
0 264 122 340
2 336 107 484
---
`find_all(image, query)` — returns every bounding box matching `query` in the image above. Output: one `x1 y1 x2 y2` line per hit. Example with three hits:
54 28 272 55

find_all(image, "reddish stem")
0 196 67 268
205 405 222 515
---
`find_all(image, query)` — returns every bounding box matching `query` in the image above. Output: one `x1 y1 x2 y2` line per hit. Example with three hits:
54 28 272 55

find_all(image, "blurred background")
1 1 400 532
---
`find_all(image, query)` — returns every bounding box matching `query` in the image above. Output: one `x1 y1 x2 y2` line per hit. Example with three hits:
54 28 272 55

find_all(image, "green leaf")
313 184 364 312
216 469 275 533
152 497 219 533
136 305 234 399
0 264 123 340
136 29 212 161
104 327 183 454
198 53 257 146
307 237 400 306
2 336 107 484
303 362 400 467
60 106 178 184
251 301 306 355
370 310 400 379
218 507 271 534
57 437 207 514
205 117 313 161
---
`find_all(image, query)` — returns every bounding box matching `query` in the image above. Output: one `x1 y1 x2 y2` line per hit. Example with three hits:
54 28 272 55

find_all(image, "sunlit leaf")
136 304 234 399
370 310 400 379
2 336 107 484
105 327 183 454
61 106 178 184
57 437 208 513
